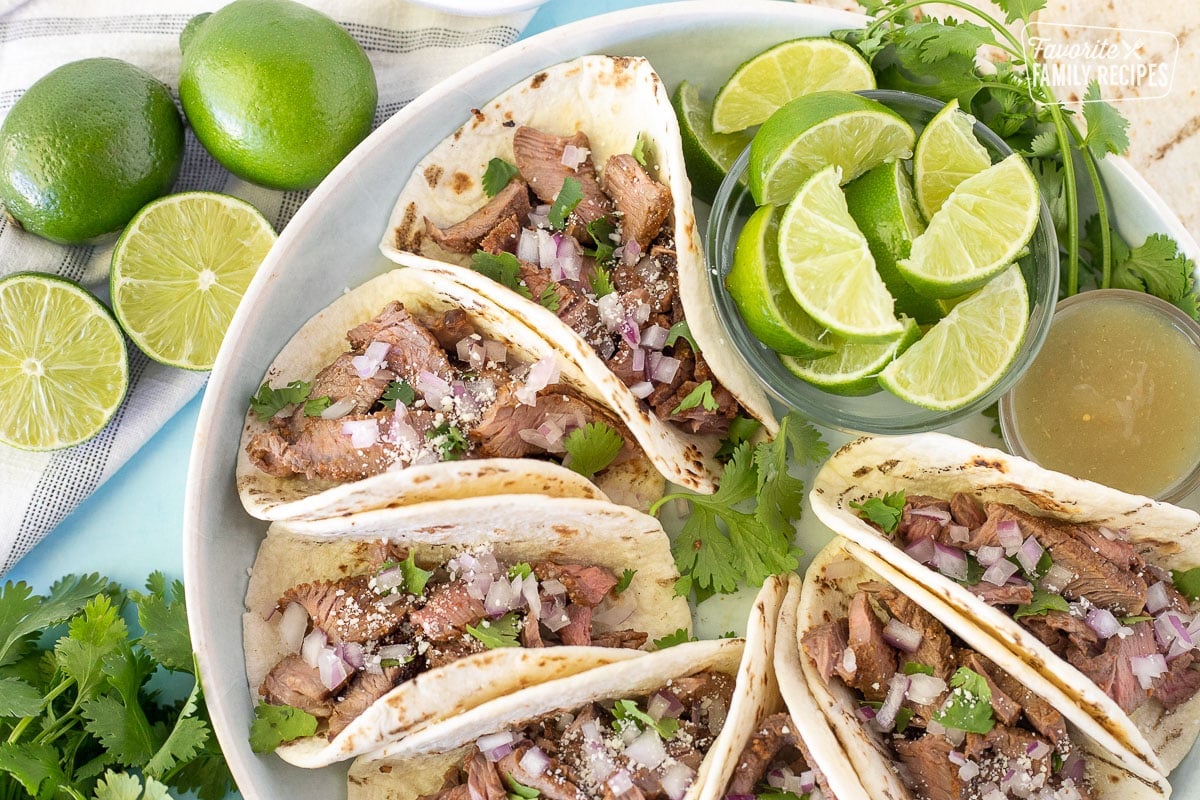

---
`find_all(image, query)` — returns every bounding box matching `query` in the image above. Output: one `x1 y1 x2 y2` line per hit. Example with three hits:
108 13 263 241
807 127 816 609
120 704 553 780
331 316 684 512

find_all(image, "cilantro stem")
865 0 1025 60
1066 119 1115 288
1043 101 1081 294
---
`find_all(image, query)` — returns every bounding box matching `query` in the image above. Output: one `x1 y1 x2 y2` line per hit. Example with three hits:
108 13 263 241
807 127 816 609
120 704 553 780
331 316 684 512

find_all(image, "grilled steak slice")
964 725 1052 778
968 582 1034 607
846 591 897 700
479 214 523 255
557 605 592 646
1074 620 1158 712
513 127 612 234
979 658 1068 746
962 652 1022 726
425 179 531 254
347 301 455 386
949 493 986 530
801 618 850 684
327 663 408 737
612 254 675 314
499 743 584 800
590 629 649 649
532 562 617 607
424 635 489 670
726 713 804 796
421 309 477 354
894 733 964 800
466 749 509 800
521 611 545 648
877 586 955 681
602 153 672 250
1021 610 1099 656
260 654 337 718
281 574 408 643
663 671 735 709
470 382 601 459
1153 653 1200 710
410 580 487 641
246 412 396 481
309 353 394 415
897 495 952 545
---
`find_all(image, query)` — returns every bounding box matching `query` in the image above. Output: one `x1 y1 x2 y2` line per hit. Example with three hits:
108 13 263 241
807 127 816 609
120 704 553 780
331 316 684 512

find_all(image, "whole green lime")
0 58 185 245
179 0 378 191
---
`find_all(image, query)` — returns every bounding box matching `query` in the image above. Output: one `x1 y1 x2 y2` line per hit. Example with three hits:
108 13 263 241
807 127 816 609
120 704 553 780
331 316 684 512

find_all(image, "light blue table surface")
6 0 672 593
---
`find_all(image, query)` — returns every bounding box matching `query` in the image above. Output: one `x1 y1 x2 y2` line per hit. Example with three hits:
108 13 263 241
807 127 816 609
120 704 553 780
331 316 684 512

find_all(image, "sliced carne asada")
846 590 897 700
512 127 611 235
425 179 532 254
726 712 832 800
280 574 408 643
801 618 850 684
601 154 672 251
260 654 337 718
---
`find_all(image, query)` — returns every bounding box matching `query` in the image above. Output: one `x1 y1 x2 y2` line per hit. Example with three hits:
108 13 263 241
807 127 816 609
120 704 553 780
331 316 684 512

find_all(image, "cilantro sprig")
467 612 522 649
652 412 828 598
611 698 679 739
651 628 696 650
482 157 519 198
849 491 906 535
613 569 637 595
562 421 624 479
836 0 1198 317
671 381 719 415
1013 589 1070 620
471 252 534 300
933 667 995 734
549 177 583 230
250 379 311 419
0 574 233 799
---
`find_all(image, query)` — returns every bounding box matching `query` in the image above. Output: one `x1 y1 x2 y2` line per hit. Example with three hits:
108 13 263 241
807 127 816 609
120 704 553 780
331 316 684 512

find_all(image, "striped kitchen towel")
0 0 535 574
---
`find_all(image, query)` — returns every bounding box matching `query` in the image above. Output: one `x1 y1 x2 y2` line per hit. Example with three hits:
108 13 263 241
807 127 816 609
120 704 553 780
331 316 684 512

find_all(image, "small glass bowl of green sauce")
999 289 1200 503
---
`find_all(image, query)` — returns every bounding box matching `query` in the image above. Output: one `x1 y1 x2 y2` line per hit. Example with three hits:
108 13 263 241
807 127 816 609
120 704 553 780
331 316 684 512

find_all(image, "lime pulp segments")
783 316 921 396
912 98 992 221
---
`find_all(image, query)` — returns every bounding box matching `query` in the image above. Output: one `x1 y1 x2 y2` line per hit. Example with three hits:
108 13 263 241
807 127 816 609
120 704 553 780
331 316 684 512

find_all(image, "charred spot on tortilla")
469 108 486 128
877 459 901 474
394 203 421 249
853 466 872 478
423 164 442 188
450 172 472 195
530 71 548 89
971 455 1007 471
502 119 515 128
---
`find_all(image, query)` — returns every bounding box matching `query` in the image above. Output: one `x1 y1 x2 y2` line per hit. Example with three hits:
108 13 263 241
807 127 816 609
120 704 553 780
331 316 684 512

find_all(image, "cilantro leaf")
933 667 995 734
471 252 534 300
144 679 209 779
504 773 541 800
895 18 998 62
466 612 522 649
589 263 615 298
482 157 519 198
1081 82 1130 160
850 491 906 535
303 396 331 417
1172 567 1200 601
93 770 173 800
753 414 820 540
665 320 698 352
426 422 470 461
400 552 433 595
995 0 1046 23
903 662 934 676
716 415 762 460
585 218 618 265
631 134 647 166
55 594 128 701
132 573 193 673
0 742 67 797
613 569 637 595
1013 589 1071 620
1109 232 1200 320
249 702 318 754
671 381 719 415
539 284 561 312
0 573 110 667
249 379 311 420
611 698 679 739
549 177 583 230
381 379 416 410
508 563 533 580
0 677 42 717
894 706 915 735
562 422 623 479
652 628 695 650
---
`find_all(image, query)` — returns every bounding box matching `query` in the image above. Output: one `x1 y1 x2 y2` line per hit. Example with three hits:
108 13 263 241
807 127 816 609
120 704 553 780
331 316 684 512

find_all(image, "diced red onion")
351 340 390 379
841 647 857 676
947 524 970 543
943 726 967 747
1040 562 1075 592
906 673 948 705
641 324 668 350
342 418 380 449
1027 740 1052 759
1098 526 1122 540
725 795 755 800
557 235 583 281
630 347 647 374
976 545 1005 567
585 738 617 782
278 602 309 654
624 729 667 769
377 643 413 663
319 396 357 420
958 761 980 781
948 750 967 766
911 506 951 523
538 230 560 277
648 352 681 384
484 340 508 365
1147 581 1172 615
317 646 350 690
517 356 561 406
1016 535 1044 574
541 600 571 632
996 520 1023 552
630 380 653 399
477 731 514 756
541 578 567 596
483 577 515 616
519 745 552 777
517 228 540 263
301 628 327 667
373 566 404 594
619 318 641 347
661 763 694 800
592 596 636 628
882 618 923 653
766 769 789 790
875 674 910 731
561 144 589 170
335 641 365 669
1085 607 1123 639
933 543 969 581
619 239 642 266
904 536 936 565
1062 753 1087 782
648 690 684 720
1131 653 1169 689
486 742 514 762
416 370 451 408
981 558 1020 587
856 705 876 721
798 772 816 794
521 575 541 618
632 302 651 325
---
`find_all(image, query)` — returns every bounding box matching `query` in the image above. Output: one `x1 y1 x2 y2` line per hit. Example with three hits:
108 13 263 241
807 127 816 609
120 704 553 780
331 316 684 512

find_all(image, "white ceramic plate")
183 3 1200 799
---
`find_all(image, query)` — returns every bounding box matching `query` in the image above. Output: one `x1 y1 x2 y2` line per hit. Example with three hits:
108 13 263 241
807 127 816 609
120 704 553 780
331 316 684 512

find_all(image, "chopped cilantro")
894 706 915 734
613 568 637 595
1013 589 1070 620
665 320 698 352
548 177 583 230
1173 567 1200 601
303 395 331 417
471 251 533 300
482 157 519 197
611 699 679 739
671 381 719 415
961 553 984 586
719 631 738 639
903 662 934 676
381 379 416 410
652 627 695 650
379 655 414 668
716 415 762 460
466 612 521 649
562 421 623 478
589 262 615 298
1122 615 1153 625
849 491 906 535
933 667 995 734
504 773 541 800
249 379 311 419
426 422 470 461
539 283 561 312
508 563 533 580
585 217 618 264
399 552 433 595
631 134 647 166
250 701 318 754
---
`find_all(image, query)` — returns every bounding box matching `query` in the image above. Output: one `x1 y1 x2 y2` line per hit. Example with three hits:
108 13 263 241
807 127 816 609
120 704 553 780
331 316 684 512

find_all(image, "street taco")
809 432 1200 773
237 266 666 521
379 55 776 493
244 494 691 768
346 638 747 800
796 538 1172 800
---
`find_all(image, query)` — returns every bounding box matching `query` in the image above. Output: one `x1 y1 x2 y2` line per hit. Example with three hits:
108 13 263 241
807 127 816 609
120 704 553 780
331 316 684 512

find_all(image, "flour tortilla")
245 494 692 768
809 432 1200 773
379 55 777 494
236 266 666 521
797 538 1172 800
346 639 747 800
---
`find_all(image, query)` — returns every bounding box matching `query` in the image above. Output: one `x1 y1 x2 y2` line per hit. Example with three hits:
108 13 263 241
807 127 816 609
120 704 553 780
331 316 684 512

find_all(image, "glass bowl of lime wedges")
705 88 1059 434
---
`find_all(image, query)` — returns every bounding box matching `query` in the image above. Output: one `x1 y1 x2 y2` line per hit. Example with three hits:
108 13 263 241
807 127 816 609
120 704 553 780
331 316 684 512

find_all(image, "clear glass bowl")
705 89 1060 434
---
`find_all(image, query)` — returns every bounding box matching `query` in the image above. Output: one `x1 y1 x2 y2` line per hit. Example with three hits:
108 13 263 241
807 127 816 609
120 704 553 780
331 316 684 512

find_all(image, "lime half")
0 273 129 450
673 81 753 204
110 191 276 370
784 316 921 396
711 37 876 133
777 165 903 342
726 204 835 358
879 264 1029 410
898 154 1039 299
912 99 992 221
748 91 914 206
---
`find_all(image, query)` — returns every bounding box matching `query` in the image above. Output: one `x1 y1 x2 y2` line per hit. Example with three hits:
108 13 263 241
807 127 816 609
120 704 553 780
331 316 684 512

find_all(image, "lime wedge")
783 316 921 396
726 204 836 358
0 273 129 450
912 99 992 221
777 165 903 342
842 161 943 325
672 81 753 204
898 154 1039 299
748 91 914 206
110 191 276 370
711 37 876 133
879 265 1029 410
